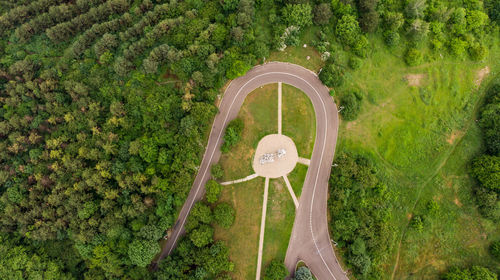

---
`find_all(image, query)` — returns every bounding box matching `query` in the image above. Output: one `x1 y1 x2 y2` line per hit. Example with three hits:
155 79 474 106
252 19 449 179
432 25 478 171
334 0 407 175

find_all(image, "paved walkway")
283 175 299 208
220 173 258 185
298 157 311 166
256 177 270 280
278 82 282 135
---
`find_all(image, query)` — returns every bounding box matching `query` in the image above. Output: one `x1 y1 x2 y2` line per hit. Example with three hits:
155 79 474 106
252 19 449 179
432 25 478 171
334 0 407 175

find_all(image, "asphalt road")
152 62 347 280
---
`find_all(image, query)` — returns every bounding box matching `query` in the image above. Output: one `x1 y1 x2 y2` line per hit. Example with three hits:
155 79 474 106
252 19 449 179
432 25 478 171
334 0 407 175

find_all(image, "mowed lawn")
218 84 278 181
282 84 316 158
334 35 500 278
262 178 296 267
214 177 264 280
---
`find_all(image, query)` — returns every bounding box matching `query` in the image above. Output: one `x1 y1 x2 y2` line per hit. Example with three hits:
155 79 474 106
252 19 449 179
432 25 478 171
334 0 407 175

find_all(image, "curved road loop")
153 62 347 280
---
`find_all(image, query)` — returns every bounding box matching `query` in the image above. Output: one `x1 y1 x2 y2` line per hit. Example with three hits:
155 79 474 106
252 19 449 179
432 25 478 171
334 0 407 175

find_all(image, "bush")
282 3 313 28
404 48 423 66
294 266 313 280
340 91 362 121
221 118 244 153
211 164 224 180
383 30 400 47
349 56 362 70
319 64 345 88
471 155 500 191
263 259 288 280
213 203 235 228
206 180 223 204
313 3 332 25
490 241 500 260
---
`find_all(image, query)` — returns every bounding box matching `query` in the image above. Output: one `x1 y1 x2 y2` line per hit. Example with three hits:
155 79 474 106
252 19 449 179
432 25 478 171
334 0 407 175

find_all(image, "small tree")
404 48 423 66
313 3 332 25
211 163 224 180
282 4 313 28
189 224 214 247
263 259 288 280
214 203 235 228
319 64 345 88
128 239 159 267
206 180 223 203
340 91 362 121
295 266 313 280
222 118 244 153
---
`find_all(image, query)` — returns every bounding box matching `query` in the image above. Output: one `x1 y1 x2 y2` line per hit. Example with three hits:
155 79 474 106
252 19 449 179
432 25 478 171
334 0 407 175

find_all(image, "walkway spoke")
256 177 270 280
283 175 299 208
278 82 282 135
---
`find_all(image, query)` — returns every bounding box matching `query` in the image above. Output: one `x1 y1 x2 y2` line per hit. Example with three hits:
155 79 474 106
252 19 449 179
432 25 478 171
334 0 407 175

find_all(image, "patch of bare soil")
446 130 464 145
405 74 425 87
475 66 490 86
345 121 357 130
406 213 413 220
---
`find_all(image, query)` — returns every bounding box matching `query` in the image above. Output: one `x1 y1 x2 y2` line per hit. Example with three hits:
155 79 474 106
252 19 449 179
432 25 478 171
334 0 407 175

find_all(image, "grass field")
282 84 316 158
214 178 264 280
331 35 500 278
268 46 324 72
262 178 296 267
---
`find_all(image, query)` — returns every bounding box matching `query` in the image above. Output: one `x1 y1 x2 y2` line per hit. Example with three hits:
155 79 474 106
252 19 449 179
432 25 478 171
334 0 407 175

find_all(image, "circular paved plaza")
252 134 298 178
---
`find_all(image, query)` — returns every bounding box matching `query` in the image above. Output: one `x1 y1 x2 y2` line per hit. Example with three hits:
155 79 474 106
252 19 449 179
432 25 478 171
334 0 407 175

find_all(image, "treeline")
14 0 107 43
46 0 129 42
328 152 394 278
0 0 65 35
470 81 500 220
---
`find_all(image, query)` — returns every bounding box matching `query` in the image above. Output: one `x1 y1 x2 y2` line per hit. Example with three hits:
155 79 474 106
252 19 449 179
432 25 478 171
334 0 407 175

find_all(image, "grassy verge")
268 46 323 72
262 178 295 267
214 177 264 280
287 164 308 198
282 84 316 158
218 84 278 181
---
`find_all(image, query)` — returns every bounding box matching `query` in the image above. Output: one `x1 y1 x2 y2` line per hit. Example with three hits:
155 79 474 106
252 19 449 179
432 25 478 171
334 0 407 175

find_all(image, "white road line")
256 177 270 280
168 70 339 280
283 175 299 208
298 157 311 166
278 82 282 135
220 173 259 185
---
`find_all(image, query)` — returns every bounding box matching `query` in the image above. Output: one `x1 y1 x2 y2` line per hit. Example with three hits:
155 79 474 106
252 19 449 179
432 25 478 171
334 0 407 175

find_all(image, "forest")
0 0 498 279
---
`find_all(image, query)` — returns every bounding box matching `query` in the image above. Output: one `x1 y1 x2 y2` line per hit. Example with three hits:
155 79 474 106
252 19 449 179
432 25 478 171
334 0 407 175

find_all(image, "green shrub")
404 48 423 66
263 259 288 280
221 118 244 153
213 203 235 229
383 30 400 47
319 64 345 87
206 180 223 204
340 91 362 121
349 56 362 70
211 163 224 180
490 241 500 260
